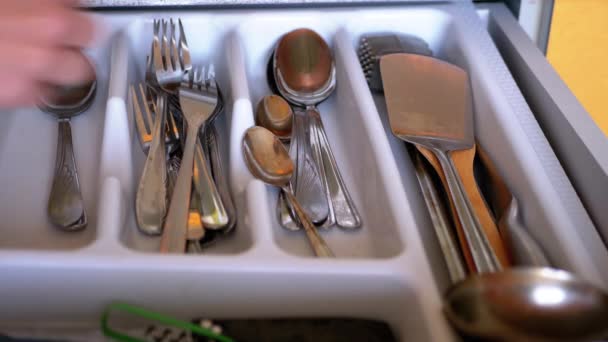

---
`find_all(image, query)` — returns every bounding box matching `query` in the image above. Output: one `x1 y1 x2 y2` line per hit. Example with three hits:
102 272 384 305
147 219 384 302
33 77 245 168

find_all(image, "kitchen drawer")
0 2 606 341
477 3 608 249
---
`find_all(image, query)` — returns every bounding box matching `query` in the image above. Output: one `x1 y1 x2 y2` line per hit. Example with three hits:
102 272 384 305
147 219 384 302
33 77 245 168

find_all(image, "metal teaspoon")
257 95 329 228
242 126 334 257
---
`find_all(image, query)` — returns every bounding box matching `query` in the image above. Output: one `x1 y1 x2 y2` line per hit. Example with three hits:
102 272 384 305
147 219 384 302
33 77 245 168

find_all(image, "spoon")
271 28 361 230
256 94 293 141
257 95 330 229
39 75 97 231
242 126 334 257
444 267 608 341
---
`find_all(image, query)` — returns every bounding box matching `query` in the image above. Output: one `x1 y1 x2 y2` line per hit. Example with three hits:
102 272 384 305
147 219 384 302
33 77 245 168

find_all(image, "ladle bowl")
444 267 608 341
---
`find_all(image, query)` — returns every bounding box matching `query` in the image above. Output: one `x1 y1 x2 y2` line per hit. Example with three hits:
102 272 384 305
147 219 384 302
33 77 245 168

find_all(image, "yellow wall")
546 0 608 135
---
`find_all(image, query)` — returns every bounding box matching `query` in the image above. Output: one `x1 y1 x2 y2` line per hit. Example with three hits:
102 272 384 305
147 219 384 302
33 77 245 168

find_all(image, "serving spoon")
242 126 334 257
444 267 608 341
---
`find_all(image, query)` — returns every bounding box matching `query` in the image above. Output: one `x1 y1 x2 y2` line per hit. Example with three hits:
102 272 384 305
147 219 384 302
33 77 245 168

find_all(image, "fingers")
0 42 94 85
0 74 42 108
0 2 96 48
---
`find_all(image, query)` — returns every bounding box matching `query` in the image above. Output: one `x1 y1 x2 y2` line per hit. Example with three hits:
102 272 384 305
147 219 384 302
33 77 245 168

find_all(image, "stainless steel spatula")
380 53 501 273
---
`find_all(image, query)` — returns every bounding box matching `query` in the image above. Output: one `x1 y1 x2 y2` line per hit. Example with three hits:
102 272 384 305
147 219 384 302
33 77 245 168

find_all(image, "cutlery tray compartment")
0 3 606 341
114 19 253 254
0 47 111 251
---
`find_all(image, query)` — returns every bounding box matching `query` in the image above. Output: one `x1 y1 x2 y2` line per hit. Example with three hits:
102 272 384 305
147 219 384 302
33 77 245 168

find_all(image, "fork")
132 83 180 155
160 67 222 253
153 19 228 231
132 83 168 235
131 83 206 240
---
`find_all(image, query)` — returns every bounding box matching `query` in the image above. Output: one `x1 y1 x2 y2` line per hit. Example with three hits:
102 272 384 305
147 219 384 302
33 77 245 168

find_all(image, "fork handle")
193 137 228 229
135 96 167 235
160 123 199 253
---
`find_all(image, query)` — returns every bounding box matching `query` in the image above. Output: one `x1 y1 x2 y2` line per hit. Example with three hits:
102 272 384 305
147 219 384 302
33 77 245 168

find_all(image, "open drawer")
477 3 608 246
0 2 606 341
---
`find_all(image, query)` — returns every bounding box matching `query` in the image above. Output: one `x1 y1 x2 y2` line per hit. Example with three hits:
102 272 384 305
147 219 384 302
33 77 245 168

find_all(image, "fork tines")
130 83 154 151
153 18 192 87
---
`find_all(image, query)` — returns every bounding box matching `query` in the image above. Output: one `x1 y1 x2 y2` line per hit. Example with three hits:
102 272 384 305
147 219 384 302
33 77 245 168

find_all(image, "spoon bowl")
273 28 336 107
39 80 97 118
256 95 293 141
242 126 294 187
444 267 608 341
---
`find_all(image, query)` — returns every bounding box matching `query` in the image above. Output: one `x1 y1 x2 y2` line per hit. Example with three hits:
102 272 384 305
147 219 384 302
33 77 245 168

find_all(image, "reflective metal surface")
381 53 501 273
255 95 293 141
160 67 221 253
272 28 361 230
444 268 608 341
242 126 334 257
39 76 97 231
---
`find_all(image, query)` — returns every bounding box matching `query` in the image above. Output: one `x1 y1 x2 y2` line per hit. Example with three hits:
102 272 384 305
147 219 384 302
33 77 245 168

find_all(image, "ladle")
444 268 608 341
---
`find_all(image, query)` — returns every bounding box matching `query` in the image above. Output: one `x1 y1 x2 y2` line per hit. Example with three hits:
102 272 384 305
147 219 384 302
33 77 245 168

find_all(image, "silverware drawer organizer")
1 3 606 340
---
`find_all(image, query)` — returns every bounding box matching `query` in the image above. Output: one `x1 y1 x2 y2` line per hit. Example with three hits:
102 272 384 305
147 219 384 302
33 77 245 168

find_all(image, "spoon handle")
308 110 361 229
283 189 334 258
48 119 87 231
160 123 199 253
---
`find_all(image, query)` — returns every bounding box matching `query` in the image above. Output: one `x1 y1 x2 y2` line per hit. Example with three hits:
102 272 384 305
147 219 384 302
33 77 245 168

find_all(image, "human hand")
0 0 97 108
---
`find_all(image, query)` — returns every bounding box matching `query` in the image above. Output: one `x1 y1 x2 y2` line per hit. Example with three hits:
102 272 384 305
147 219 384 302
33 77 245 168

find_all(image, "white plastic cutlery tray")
1 3 607 341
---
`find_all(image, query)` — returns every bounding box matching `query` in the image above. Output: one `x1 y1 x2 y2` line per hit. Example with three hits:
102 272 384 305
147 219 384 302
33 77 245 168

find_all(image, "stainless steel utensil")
39 77 97 231
272 28 361 230
166 83 230 231
475 146 550 267
132 19 187 235
131 84 205 239
294 112 330 225
160 67 221 253
132 83 168 235
255 94 293 142
132 82 180 155
242 126 334 257
358 33 472 277
444 268 608 341
413 152 467 284
255 95 297 229
358 33 432 93
166 156 206 248
381 53 501 273
204 123 237 235
254 95 329 230
499 198 550 267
